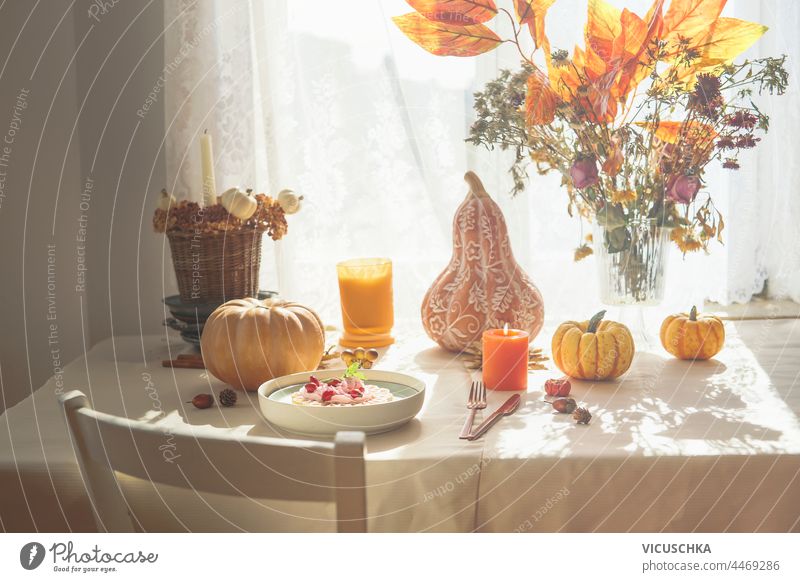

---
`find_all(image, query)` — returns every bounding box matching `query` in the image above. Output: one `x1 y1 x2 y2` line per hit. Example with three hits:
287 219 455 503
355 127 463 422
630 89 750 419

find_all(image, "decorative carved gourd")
421 171 545 352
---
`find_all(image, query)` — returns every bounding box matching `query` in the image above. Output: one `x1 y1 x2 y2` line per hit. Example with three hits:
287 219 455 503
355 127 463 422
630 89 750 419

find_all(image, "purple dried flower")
735 135 760 149
667 174 701 204
725 111 758 130
716 136 736 150
569 156 599 189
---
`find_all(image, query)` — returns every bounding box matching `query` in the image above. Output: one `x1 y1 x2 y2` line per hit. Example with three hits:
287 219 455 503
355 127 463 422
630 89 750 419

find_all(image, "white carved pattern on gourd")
421 172 544 352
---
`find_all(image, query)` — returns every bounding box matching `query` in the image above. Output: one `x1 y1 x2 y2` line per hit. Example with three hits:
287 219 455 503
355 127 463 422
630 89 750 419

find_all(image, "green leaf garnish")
344 361 366 380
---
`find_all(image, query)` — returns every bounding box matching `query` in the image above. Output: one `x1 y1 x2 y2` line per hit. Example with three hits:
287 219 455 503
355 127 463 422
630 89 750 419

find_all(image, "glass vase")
593 218 671 306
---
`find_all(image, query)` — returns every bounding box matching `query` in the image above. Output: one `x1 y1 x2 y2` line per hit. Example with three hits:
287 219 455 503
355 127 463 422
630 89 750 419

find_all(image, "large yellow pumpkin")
660 305 724 360
200 298 325 391
552 310 635 380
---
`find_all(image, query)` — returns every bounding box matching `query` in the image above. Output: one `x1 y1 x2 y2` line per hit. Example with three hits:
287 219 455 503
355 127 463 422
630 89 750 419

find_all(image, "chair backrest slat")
60 390 366 532
73 407 338 500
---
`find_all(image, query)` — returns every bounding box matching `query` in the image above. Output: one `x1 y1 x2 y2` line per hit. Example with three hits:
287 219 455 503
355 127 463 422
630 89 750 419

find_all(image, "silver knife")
467 393 521 440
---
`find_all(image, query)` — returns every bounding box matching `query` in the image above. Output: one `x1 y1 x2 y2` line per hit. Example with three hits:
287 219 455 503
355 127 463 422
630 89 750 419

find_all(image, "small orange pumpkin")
551 310 635 380
660 306 724 360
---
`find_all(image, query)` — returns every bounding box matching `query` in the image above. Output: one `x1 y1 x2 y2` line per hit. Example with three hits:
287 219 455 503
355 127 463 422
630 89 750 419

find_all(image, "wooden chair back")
60 390 366 532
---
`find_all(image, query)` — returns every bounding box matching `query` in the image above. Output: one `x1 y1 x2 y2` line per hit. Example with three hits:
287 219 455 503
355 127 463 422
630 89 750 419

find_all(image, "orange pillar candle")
337 258 394 348
482 325 529 391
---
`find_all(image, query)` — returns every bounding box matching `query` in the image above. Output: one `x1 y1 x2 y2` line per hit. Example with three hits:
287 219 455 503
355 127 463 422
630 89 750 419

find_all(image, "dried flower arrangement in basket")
153 190 292 304
152 191 288 239
154 132 302 303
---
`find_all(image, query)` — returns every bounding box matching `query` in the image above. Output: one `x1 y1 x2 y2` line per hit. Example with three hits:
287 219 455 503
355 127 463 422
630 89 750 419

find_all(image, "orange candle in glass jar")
482 325 529 391
337 258 394 348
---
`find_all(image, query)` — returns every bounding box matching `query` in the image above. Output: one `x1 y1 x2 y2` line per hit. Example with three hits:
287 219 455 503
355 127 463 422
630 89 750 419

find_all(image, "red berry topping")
304 383 317 393
328 378 342 387
321 390 335 402
348 390 361 399
309 375 321 386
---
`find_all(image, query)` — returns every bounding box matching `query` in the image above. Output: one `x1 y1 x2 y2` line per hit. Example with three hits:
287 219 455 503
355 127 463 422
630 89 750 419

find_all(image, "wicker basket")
167 226 266 303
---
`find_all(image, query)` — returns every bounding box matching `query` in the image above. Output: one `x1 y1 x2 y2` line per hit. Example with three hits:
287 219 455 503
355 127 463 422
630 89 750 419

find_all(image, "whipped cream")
292 375 394 407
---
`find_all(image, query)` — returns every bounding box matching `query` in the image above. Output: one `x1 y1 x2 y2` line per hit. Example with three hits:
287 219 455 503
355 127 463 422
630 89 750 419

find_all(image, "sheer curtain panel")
162 0 800 327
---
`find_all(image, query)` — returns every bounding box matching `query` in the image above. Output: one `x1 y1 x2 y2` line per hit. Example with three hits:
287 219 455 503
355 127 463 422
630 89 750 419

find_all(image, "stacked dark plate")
163 290 278 345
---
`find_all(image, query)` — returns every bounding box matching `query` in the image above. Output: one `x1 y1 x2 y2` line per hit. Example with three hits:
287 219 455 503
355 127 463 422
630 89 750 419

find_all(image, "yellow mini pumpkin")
660 306 724 360
552 310 635 380
200 298 325 391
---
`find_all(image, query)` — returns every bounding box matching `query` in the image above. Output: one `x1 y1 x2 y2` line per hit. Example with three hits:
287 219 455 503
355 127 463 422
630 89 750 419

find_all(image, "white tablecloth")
2 319 799 532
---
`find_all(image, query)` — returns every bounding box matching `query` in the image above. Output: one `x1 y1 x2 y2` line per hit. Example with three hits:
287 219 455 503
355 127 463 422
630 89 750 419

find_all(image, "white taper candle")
200 130 216 206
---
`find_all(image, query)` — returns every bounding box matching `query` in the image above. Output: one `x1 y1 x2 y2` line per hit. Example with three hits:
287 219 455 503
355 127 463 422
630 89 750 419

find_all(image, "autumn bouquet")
394 0 787 303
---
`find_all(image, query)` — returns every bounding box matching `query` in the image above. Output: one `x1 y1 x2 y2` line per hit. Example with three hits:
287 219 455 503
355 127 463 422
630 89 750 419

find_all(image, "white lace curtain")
163 0 800 327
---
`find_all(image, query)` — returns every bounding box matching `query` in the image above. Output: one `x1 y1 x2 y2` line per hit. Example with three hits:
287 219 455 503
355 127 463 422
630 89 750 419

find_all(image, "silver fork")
459 381 487 439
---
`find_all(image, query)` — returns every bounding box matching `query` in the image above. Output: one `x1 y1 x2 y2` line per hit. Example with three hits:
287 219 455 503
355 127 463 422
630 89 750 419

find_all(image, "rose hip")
544 377 572 397
189 393 214 409
552 397 577 414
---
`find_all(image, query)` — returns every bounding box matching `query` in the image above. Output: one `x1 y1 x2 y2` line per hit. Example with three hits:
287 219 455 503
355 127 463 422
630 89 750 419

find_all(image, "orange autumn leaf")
572 1 650 120
644 0 666 36
392 12 502 56
547 0 664 110
573 43 606 81
584 3 645 67
554 45 618 122
612 9 648 63
548 43 617 123
602 141 624 176
513 0 555 49
584 87 619 123
691 17 768 65
604 9 648 100
635 120 717 144
585 0 622 63
582 0 663 104
404 0 498 25
635 120 679 143
548 45 587 99
526 70 558 125
662 0 727 46
621 0 665 97
669 17 768 86
548 47 581 99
